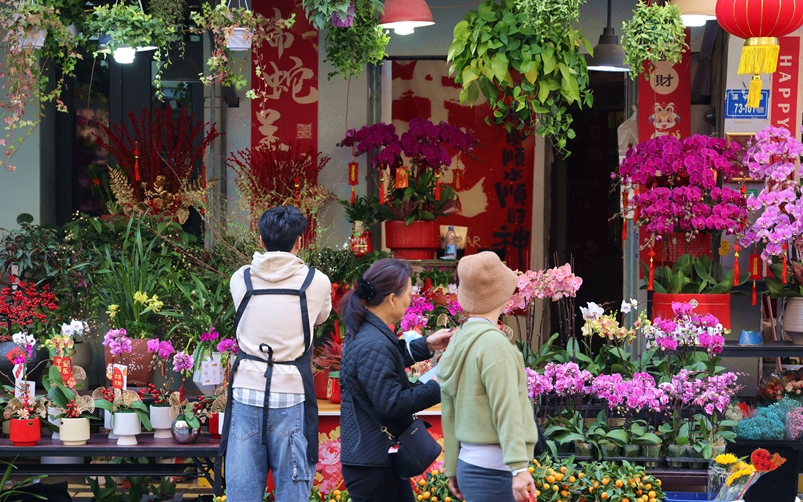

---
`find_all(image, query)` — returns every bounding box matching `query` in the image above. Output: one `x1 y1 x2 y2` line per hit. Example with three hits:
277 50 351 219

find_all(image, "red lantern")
716 0 803 108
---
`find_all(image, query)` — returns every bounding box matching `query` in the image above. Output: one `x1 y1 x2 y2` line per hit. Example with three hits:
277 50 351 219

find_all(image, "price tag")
111 364 128 390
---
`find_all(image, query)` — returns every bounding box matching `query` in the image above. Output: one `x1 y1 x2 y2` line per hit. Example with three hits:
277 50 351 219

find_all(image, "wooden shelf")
406 260 459 268
719 341 803 358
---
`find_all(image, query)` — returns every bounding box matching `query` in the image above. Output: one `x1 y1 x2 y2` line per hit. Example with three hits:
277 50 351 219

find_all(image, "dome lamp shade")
379 0 435 35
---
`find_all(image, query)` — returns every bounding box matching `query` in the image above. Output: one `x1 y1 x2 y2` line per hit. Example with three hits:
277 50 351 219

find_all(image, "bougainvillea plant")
614 134 746 247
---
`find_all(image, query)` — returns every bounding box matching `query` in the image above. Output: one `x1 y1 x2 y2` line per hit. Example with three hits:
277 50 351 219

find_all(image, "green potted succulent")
621 0 687 80
0 0 82 168
322 0 389 80
447 0 593 157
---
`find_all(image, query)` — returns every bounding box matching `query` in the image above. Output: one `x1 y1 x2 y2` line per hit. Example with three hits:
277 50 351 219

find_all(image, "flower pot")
783 297 803 344
192 351 222 394
103 409 118 439
47 406 60 440
599 443 621 458
150 405 173 439
686 445 704 469
574 440 593 457
327 375 342 404
112 412 141 446
9 418 41 446
59 417 90 446
171 419 200 444
666 443 687 468
642 444 662 468
314 370 330 400
207 412 221 439
20 28 47 49
103 338 155 387
227 28 253 51
2 420 9 435
384 220 439 260
349 231 373 257
652 293 731 329
623 444 641 458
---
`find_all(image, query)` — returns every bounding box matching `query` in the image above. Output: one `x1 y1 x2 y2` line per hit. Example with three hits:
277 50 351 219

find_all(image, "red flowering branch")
0 280 58 340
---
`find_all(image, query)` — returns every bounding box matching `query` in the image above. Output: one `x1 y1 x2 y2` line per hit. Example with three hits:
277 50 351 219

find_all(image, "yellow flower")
148 295 164 312
107 304 119 319
715 453 739 465
726 464 755 486
133 291 149 305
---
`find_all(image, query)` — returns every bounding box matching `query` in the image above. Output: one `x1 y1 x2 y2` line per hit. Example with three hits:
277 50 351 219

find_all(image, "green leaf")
538 81 549 103
490 53 509 82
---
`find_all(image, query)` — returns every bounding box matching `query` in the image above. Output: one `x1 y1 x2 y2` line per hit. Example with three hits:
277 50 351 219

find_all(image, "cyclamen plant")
615 134 746 246
738 126 803 260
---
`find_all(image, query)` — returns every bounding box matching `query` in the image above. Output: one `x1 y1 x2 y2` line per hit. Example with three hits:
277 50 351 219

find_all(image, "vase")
314 370 330 400
112 412 141 446
652 293 732 329
642 444 662 468
150 405 173 439
0 342 48 386
384 220 440 260
666 443 686 468
599 443 621 458
171 419 201 444
47 406 60 440
103 409 118 439
9 418 41 446
207 412 221 439
782 297 803 344
59 417 90 446
227 28 253 51
103 339 155 387
574 440 593 457
71 341 93 390
326 375 341 404
623 444 641 458
20 28 47 49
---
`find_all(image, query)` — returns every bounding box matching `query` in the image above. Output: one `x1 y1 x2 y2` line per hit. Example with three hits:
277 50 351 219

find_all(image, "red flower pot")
9 418 41 446
326 376 341 404
384 220 439 260
314 370 330 400
208 412 221 439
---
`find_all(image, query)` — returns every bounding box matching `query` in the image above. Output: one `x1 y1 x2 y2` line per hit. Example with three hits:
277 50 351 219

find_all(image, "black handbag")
382 416 443 479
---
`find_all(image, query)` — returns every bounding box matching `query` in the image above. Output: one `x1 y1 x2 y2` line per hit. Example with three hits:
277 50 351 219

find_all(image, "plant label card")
52 356 74 387
201 360 223 386
6 345 24 364
12 363 24 382
111 364 127 390
14 380 34 402
418 365 438 384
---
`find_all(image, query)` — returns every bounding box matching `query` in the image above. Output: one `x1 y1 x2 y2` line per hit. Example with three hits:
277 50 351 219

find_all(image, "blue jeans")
225 400 316 501
456 458 515 502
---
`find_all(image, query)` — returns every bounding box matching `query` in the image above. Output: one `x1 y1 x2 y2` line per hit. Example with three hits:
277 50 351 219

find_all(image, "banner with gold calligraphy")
252 0 319 167
391 60 535 270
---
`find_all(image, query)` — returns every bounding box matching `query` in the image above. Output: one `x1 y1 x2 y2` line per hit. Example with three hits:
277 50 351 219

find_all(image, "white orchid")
69 319 86 334
61 323 75 336
620 301 633 314
580 302 605 320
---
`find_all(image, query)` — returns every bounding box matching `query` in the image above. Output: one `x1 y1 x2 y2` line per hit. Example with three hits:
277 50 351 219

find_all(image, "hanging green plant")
302 0 363 31
323 0 389 80
447 0 593 157
86 3 176 56
621 1 687 80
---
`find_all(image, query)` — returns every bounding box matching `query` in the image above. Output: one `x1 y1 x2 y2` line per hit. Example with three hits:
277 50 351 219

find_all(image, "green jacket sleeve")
440 390 460 478
480 346 530 471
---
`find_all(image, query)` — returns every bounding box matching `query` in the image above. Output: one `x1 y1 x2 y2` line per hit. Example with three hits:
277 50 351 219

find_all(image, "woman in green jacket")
437 252 539 502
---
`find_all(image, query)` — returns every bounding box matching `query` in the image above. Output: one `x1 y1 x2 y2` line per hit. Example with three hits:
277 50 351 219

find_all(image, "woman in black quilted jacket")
338 258 453 502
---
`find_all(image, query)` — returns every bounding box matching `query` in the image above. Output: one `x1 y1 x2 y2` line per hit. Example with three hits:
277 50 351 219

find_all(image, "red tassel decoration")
749 251 762 306
783 242 789 284
633 189 639 221
435 172 441 201
648 247 655 291
133 141 140 182
348 161 359 204
752 282 757 305
733 245 740 286
379 175 385 204
622 190 628 241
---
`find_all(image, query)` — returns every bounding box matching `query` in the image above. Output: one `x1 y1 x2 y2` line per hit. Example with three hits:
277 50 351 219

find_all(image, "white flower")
25 334 35 346
411 285 421 295
61 323 74 336
630 298 638 308
70 319 85 334
11 332 25 346
580 302 605 320
447 283 458 294
620 301 632 314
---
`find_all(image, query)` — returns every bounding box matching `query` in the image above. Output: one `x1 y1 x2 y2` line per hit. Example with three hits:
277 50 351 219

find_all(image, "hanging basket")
20 28 47 49
227 28 253 51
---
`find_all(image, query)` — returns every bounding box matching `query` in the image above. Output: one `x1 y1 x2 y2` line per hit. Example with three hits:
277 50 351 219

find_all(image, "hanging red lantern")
716 0 803 108
348 161 359 203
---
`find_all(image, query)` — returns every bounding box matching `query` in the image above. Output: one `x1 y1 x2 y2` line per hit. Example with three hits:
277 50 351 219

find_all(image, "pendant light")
379 0 434 35
586 0 629 72
670 0 716 27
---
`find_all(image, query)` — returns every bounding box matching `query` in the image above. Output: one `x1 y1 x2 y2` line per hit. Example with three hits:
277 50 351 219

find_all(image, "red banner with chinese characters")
770 36 800 136
391 60 534 270
252 0 318 166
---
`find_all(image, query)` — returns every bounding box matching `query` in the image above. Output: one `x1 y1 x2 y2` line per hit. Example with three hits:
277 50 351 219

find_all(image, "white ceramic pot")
20 28 46 49
59 417 90 446
783 297 803 344
227 28 253 51
48 406 60 440
112 412 141 446
218 412 225 435
150 405 173 439
192 352 222 394
103 409 118 439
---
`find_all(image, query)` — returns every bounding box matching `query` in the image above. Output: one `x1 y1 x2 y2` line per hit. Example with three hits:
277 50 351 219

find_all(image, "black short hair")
258 206 308 252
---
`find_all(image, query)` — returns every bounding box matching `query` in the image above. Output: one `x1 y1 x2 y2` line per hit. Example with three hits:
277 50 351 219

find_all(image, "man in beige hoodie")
220 206 332 501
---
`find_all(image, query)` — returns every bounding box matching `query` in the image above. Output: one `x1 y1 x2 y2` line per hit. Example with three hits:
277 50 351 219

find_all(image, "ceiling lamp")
716 0 803 108
113 46 136 64
379 0 434 35
671 0 716 27
586 0 629 72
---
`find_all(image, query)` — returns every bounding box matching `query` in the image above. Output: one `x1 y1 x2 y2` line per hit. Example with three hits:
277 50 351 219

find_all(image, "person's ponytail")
338 289 366 337
337 258 412 337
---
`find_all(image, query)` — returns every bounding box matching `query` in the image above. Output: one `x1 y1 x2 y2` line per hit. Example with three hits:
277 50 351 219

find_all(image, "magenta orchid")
102 328 132 358
640 301 726 358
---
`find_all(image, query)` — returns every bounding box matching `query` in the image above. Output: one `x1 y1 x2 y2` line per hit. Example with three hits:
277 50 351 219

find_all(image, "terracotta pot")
384 220 439 260
103 339 155 387
207 412 221 439
150 405 173 439
326 376 342 404
9 418 41 446
113 412 141 446
59 417 90 446
314 370 330 400
651 293 732 329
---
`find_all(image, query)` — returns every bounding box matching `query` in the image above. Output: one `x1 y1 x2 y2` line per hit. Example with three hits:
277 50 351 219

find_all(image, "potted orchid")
190 326 224 394
2 331 47 446
43 366 95 446
93 388 152 445
141 337 175 439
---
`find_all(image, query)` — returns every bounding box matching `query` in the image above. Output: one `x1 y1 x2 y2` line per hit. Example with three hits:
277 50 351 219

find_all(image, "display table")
0 434 223 495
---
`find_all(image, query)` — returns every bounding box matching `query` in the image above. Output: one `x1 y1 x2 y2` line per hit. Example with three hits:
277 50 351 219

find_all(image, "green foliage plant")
0 458 46 502
0 0 83 168
323 0 389 80
642 253 748 294
43 365 97 420
621 1 687 80
447 0 593 157
339 194 382 228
